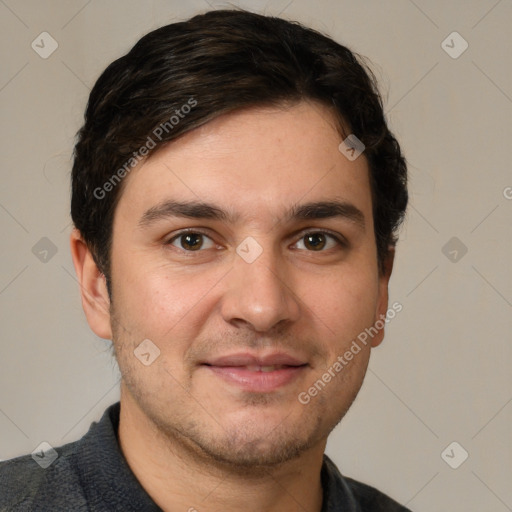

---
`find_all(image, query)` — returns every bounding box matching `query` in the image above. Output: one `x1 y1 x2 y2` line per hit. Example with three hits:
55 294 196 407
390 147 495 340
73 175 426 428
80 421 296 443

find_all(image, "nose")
220 244 301 333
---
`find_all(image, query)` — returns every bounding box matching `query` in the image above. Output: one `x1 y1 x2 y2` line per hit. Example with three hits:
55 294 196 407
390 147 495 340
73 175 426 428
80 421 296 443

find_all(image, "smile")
203 364 307 392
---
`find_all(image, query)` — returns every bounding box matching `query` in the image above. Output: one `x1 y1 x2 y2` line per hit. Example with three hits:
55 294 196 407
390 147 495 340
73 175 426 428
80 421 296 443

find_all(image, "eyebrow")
138 199 365 231
287 200 365 230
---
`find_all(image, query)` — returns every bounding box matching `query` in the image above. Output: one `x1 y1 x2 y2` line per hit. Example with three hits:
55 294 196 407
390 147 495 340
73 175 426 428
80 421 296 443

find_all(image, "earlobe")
69 229 113 340
371 247 395 348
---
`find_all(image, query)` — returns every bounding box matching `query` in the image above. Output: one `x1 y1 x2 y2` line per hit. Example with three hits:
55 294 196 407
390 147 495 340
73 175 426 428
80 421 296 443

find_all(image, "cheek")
303 265 379 342
112 260 223 343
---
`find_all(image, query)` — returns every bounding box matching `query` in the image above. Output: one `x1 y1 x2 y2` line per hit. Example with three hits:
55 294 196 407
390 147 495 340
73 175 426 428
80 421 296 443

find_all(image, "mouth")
201 352 308 392
237 365 296 372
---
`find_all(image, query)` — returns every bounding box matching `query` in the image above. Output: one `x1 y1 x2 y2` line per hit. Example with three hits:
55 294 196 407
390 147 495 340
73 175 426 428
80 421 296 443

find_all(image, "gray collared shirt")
0 402 412 511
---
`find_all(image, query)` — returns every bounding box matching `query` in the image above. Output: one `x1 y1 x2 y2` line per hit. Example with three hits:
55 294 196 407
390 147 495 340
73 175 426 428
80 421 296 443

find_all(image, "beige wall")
1 1 511 510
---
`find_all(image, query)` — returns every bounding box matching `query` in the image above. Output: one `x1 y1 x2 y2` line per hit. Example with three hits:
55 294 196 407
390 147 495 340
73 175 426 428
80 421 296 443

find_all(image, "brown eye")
294 232 341 251
169 232 214 251
304 233 326 251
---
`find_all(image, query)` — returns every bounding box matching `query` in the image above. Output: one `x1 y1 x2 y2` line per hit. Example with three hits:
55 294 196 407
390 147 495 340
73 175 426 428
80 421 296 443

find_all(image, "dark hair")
71 9 407 294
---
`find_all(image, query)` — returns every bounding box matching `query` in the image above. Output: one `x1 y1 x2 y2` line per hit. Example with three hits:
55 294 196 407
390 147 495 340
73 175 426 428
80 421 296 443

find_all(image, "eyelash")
165 229 346 252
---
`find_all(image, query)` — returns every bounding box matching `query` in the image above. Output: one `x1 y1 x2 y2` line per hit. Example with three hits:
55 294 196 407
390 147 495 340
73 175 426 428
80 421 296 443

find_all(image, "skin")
70 101 393 512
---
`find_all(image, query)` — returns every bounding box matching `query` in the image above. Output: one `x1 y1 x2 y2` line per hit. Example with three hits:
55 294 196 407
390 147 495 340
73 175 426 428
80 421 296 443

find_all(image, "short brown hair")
71 9 408 294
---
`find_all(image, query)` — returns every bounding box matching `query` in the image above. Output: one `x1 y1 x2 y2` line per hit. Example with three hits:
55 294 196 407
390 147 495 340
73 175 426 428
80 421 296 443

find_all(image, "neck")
117 387 325 512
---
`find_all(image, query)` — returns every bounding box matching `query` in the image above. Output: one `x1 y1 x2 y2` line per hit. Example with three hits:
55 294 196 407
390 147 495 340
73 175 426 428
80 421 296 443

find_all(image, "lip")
205 352 307 367
202 351 308 392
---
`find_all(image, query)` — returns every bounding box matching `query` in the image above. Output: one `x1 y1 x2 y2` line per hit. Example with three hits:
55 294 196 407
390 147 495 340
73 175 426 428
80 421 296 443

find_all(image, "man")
0 9 409 511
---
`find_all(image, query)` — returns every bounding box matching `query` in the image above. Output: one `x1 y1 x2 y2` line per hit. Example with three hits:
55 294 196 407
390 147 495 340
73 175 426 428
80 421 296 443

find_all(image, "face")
101 101 391 468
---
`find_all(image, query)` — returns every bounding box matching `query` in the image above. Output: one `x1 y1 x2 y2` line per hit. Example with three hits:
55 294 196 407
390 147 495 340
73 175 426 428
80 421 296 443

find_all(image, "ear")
371 247 395 348
69 228 112 340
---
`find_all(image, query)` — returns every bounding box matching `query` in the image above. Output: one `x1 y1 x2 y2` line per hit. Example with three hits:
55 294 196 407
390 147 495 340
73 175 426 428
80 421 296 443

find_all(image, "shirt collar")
75 402 161 511
321 453 360 511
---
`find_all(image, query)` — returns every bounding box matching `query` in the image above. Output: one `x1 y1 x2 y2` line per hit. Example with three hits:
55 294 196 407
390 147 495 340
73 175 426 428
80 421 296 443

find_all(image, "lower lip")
204 365 306 392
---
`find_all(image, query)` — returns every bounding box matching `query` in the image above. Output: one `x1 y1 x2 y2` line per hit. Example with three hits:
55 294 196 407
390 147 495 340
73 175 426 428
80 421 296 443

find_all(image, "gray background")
1 1 511 510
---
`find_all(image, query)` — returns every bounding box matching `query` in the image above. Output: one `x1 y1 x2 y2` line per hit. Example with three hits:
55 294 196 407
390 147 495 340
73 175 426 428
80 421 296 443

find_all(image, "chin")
177 411 325 471
196 433 313 469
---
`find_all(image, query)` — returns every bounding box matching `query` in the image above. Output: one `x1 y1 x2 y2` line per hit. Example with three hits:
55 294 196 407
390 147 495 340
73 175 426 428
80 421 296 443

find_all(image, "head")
70 9 407 469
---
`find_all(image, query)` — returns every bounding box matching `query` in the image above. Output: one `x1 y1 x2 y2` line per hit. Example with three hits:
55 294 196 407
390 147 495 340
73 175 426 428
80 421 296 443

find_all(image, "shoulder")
322 454 412 512
0 439 87 511
0 403 128 511
344 477 412 512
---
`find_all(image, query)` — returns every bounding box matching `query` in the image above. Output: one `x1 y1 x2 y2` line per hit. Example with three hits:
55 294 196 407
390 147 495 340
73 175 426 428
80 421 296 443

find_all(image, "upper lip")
204 352 307 367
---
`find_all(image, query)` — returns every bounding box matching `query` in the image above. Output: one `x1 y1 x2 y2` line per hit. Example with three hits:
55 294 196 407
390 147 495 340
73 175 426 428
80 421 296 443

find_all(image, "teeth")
245 365 281 372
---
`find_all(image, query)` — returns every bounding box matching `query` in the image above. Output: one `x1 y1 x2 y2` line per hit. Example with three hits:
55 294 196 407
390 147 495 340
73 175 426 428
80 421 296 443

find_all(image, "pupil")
305 233 325 250
183 233 202 250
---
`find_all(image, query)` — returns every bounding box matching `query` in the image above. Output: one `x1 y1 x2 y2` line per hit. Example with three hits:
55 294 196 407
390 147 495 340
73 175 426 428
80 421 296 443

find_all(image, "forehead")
114 101 372 226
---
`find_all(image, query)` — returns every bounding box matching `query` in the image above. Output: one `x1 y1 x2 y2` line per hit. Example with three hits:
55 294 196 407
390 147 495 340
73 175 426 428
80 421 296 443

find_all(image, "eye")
293 232 342 251
168 232 215 251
